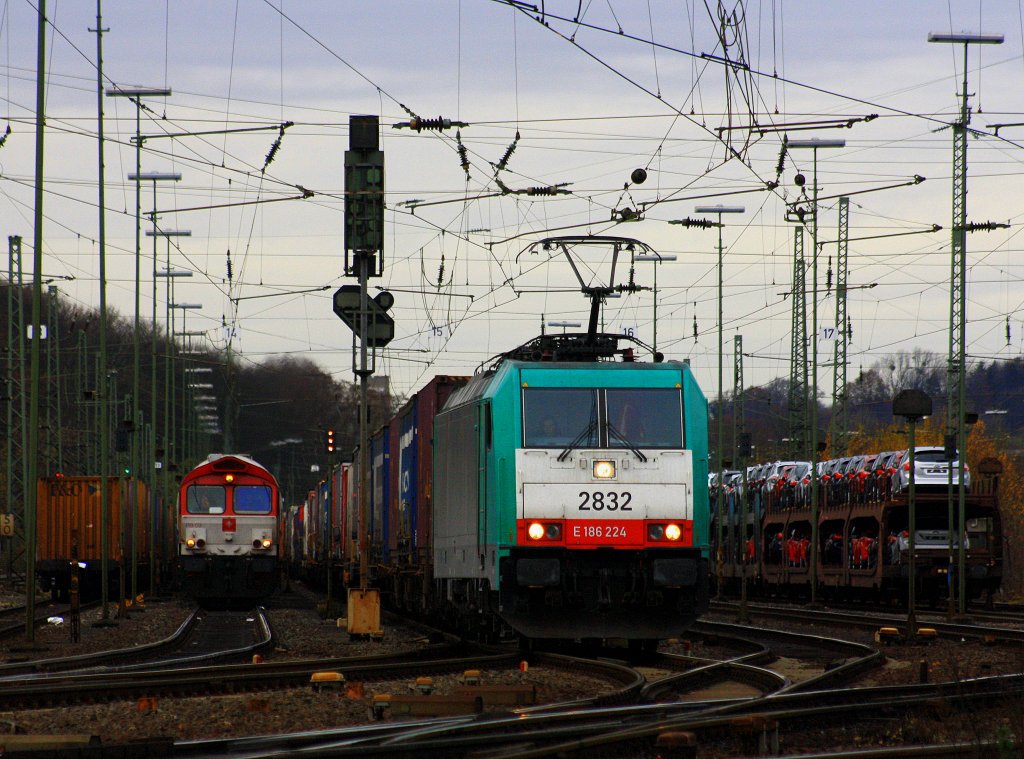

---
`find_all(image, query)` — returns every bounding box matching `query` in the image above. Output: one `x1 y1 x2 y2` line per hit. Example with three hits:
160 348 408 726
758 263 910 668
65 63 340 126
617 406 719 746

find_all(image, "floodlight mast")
134 172 183 576
927 32 1003 44
635 253 677 354
546 320 582 334
692 205 744 598
152 235 193 509
928 29 1003 618
107 86 171 601
170 302 203 466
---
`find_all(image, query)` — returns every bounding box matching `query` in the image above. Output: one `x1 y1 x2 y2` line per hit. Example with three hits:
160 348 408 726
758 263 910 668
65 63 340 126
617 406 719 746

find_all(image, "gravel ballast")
0 591 1020 754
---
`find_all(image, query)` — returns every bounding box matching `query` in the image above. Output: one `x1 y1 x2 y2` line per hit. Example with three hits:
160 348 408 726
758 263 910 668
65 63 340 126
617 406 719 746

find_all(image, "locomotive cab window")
523 388 598 448
607 389 682 449
522 387 682 449
233 485 273 514
187 485 225 514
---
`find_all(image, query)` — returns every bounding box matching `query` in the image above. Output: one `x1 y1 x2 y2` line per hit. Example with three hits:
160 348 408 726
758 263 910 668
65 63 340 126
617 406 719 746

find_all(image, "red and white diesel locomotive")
178 453 281 606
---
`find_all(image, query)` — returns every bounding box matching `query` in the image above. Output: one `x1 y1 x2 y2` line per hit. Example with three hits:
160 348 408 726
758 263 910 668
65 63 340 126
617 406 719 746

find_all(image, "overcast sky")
3 1 1024 405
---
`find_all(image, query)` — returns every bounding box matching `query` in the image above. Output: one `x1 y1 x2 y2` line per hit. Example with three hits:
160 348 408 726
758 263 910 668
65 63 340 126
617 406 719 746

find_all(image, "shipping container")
392 376 468 566
369 424 390 564
36 476 151 596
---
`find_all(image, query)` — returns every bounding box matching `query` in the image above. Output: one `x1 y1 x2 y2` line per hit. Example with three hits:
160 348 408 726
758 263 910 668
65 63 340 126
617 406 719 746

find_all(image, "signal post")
335 115 393 638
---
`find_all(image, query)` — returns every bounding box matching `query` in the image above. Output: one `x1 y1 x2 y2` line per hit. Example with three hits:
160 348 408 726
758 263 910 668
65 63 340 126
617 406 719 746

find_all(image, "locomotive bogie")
498 547 709 639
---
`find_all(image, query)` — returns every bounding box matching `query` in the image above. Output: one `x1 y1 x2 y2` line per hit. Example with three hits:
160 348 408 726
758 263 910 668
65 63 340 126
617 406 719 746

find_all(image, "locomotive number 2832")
578 490 633 511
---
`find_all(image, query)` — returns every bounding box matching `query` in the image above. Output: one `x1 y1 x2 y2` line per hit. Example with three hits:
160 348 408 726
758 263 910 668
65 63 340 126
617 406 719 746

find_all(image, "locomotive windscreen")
522 388 598 448
187 486 225 514
522 387 683 449
234 486 273 514
606 388 683 448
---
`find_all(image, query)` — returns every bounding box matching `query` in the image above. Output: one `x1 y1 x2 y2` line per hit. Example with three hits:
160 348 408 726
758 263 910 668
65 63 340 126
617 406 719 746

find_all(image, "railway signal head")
326 428 335 454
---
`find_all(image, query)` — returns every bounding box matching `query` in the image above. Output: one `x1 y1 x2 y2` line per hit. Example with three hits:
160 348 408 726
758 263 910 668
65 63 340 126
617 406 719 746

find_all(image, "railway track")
156 624 887 758
2 620 884 758
3 593 1019 757
0 644 637 711
709 599 1024 644
0 607 266 678
0 598 101 644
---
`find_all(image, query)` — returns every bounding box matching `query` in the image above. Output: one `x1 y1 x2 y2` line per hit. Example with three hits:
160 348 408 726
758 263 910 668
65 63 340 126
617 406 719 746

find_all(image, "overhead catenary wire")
4 3 1024 397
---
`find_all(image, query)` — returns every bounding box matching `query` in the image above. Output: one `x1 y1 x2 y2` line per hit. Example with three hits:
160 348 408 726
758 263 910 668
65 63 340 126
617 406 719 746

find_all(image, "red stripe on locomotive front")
515 519 694 548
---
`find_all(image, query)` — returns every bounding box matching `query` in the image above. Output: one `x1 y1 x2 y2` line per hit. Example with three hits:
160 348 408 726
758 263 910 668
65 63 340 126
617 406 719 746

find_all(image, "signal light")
326 428 335 454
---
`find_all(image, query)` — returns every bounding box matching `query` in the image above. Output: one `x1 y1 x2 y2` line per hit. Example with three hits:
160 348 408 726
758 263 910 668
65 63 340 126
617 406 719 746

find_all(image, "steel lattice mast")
788 228 807 460
6 237 27 585
734 333 750 624
928 32 1005 616
830 197 850 457
946 62 968 616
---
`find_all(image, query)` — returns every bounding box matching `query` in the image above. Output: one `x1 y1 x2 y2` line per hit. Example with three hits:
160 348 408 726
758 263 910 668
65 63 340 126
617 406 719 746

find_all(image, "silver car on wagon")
892 446 970 493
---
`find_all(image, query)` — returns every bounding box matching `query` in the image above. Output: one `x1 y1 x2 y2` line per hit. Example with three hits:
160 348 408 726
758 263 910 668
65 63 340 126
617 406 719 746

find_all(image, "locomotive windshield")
523 388 598 448
187 485 225 514
234 485 273 514
522 387 683 449
607 389 682 449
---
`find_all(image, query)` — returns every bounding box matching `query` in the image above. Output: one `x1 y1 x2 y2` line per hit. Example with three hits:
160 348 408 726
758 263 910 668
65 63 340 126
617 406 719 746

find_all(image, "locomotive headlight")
261 537 273 549
593 460 616 479
528 522 546 541
544 523 561 540
195 538 206 549
185 537 196 549
225 474 235 483
648 523 682 542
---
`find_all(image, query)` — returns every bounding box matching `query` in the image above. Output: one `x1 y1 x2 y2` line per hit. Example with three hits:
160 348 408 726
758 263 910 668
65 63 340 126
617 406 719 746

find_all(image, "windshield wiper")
557 418 599 462
606 421 648 462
